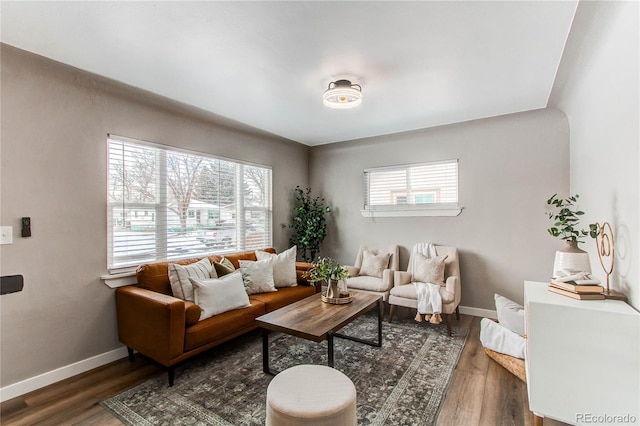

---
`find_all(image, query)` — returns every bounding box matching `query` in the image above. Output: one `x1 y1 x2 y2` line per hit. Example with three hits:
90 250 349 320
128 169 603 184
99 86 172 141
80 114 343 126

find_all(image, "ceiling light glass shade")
323 79 362 109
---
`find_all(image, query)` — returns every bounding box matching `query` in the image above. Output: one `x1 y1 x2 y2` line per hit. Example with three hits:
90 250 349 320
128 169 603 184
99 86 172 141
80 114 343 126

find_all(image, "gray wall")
309 108 569 310
0 44 309 387
550 1 639 309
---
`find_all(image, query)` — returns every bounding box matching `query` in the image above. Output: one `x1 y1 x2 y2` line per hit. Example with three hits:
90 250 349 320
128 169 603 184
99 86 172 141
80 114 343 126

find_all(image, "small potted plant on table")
307 257 350 301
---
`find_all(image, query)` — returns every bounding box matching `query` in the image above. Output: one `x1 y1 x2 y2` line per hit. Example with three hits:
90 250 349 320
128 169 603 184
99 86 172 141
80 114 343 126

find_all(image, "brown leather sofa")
115 248 318 385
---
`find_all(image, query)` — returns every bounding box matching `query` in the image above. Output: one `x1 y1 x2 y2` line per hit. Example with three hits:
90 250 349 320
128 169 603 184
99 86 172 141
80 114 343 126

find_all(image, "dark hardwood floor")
1 314 567 425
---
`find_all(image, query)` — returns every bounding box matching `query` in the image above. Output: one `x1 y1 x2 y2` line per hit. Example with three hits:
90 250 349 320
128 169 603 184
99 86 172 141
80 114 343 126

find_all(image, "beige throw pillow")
190 271 250 320
359 250 391 278
239 258 277 295
413 253 448 286
168 257 216 302
255 246 297 288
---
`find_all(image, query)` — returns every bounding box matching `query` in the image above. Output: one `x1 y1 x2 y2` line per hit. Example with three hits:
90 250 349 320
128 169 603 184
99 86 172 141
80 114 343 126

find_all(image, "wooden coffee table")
256 291 383 374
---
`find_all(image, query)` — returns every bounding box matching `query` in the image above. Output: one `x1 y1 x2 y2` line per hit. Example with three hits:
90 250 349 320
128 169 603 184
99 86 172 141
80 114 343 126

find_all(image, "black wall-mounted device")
22 217 31 237
1 275 24 295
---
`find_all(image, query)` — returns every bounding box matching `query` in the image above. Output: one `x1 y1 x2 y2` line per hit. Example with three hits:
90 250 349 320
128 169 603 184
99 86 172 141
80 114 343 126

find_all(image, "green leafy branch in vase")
546 193 598 243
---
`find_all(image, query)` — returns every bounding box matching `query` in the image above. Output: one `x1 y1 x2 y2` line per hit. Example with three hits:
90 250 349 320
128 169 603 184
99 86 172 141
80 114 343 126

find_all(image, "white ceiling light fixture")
323 79 362 109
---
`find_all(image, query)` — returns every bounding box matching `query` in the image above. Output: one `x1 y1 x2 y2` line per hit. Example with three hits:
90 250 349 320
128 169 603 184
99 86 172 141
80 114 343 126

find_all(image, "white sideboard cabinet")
524 281 639 425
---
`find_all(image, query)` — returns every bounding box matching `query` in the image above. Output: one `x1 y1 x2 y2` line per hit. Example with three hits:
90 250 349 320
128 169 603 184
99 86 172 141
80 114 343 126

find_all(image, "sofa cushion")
359 250 391 278
256 246 297 288
168 257 215 302
239 258 277 295
184 301 202 326
347 275 390 292
184 300 266 351
413 254 447 286
249 285 316 312
191 272 251 320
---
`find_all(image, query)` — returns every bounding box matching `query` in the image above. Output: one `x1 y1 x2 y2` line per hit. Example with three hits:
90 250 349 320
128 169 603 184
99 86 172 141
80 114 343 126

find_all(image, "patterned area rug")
102 314 467 426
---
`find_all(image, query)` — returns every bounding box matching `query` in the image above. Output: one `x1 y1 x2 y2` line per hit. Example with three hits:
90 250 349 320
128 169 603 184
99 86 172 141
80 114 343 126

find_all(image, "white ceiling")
1 1 578 146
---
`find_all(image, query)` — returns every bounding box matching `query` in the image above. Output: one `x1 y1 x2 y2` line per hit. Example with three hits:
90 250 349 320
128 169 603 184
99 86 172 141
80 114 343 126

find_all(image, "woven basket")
484 348 526 383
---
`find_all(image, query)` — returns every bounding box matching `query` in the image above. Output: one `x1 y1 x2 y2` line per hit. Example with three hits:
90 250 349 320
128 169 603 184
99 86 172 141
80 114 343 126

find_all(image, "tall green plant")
546 193 597 243
289 186 331 262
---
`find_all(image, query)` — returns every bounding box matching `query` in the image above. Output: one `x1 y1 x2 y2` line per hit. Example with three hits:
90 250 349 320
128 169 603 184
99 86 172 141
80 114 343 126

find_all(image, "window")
107 135 272 271
362 159 461 217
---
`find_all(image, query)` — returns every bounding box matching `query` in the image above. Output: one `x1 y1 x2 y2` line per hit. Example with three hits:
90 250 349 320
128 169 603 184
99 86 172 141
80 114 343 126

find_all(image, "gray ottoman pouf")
266 364 357 426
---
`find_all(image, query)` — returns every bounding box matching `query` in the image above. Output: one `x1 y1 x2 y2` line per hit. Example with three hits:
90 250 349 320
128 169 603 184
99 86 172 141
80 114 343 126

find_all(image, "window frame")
107 134 272 273
361 159 462 217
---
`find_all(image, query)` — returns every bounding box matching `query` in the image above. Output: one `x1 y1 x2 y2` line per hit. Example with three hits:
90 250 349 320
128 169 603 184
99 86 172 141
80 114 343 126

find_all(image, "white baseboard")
0 346 129 403
459 305 497 319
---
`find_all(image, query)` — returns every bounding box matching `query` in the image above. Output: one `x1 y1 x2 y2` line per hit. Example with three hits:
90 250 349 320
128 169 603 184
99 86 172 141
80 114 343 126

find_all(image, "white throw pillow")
480 318 526 359
359 250 391 278
256 246 297 288
495 294 525 337
190 272 250 320
239 258 277 295
168 257 216 302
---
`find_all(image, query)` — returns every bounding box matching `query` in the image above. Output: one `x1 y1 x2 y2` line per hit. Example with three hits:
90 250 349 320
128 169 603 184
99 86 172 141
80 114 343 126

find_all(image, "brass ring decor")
595 222 626 300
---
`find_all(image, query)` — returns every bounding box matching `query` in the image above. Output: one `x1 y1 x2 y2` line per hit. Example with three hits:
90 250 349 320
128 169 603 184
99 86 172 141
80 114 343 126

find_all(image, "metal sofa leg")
168 367 175 387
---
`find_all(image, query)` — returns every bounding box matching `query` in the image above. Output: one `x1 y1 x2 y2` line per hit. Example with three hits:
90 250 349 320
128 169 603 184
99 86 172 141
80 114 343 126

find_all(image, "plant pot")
553 241 591 277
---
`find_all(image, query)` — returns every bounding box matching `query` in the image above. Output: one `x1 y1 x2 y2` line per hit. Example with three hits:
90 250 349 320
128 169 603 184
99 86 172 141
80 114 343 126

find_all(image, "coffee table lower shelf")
256 292 383 375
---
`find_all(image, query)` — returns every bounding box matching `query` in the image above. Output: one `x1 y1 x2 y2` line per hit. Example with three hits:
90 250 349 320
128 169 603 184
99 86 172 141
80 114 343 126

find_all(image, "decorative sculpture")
594 222 626 301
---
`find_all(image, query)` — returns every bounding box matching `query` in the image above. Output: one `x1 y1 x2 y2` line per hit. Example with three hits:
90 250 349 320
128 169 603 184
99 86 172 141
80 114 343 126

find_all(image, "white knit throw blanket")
412 243 443 315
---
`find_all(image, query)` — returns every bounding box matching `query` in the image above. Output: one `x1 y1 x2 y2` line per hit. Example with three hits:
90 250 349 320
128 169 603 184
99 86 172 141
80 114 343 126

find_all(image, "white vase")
326 279 339 299
553 241 591 277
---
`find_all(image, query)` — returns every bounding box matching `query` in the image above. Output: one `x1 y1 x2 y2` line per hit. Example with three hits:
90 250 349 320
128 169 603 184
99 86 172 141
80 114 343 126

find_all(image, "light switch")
0 227 13 245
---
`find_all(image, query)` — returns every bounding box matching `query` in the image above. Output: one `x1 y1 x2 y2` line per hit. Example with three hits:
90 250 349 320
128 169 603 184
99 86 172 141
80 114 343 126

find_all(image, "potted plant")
289 186 331 262
307 257 350 299
546 193 597 276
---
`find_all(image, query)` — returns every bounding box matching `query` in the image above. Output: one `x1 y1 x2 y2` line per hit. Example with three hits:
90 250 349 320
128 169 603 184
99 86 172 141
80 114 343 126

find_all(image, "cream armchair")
388 245 461 336
344 244 399 302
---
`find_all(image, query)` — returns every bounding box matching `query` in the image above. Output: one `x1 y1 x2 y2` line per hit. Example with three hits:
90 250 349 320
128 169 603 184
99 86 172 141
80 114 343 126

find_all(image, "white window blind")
107 135 272 271
363 159 460 217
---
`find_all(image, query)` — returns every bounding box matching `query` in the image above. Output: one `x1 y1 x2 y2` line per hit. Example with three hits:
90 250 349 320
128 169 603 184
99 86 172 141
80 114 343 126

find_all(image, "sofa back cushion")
135 248 276 295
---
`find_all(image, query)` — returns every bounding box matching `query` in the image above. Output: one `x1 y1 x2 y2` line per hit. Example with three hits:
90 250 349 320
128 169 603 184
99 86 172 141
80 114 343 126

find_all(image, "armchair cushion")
168 257 215 302
347 274 392 293
359 250 391 278
190 271 251 320
390 283 455 304
413 253 448 286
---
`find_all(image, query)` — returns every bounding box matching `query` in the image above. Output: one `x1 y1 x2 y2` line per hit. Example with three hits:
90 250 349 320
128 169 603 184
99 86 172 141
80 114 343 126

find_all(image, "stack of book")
548 278 605 300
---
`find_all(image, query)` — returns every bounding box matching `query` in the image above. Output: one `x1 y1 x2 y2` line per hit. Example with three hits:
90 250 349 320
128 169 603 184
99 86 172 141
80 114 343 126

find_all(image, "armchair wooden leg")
455 306 460 320
388 304 395 323
127 347 135 362
444 314 452 336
